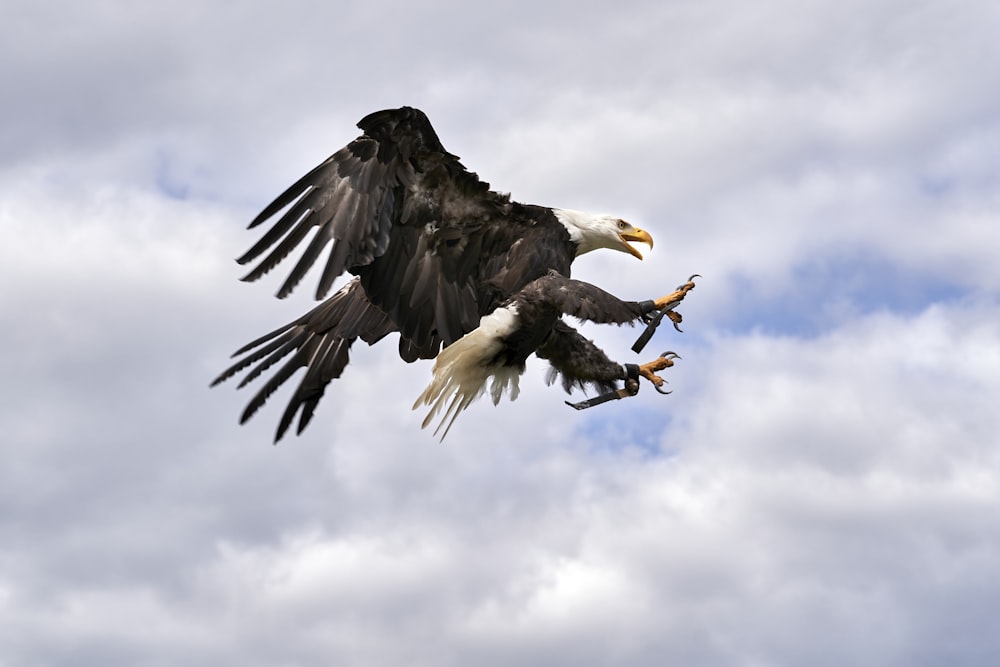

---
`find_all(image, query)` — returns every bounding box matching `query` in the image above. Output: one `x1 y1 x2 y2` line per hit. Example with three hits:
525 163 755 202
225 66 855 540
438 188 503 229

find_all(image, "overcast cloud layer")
3 1 1000 665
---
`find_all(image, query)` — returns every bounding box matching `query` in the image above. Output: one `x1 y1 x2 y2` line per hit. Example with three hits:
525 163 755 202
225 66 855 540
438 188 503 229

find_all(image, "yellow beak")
619 228 654 260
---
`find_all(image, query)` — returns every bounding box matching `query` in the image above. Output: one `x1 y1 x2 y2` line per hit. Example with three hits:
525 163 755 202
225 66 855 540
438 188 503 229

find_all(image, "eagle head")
553 209 654 260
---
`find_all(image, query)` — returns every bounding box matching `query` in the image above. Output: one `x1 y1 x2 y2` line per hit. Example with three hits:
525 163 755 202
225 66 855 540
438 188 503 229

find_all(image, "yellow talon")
639 351 680 394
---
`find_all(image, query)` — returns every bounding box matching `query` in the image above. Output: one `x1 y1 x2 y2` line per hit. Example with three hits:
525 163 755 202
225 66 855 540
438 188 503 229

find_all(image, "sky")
2 0 1000 665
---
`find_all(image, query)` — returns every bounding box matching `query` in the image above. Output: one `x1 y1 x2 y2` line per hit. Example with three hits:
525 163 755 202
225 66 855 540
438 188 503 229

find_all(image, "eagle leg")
633 274 699 353
639 351 681 394
651 274 699 332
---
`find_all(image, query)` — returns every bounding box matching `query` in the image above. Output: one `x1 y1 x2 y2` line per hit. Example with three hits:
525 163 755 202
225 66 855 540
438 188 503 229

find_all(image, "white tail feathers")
413 305 523 439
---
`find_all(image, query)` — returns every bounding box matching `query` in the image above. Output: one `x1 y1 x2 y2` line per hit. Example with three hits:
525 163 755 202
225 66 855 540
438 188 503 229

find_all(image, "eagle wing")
211 278 397 440
236 106 510 355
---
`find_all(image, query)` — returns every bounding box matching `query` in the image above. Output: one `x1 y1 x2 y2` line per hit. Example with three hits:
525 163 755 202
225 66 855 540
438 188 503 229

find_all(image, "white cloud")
11 299 998 667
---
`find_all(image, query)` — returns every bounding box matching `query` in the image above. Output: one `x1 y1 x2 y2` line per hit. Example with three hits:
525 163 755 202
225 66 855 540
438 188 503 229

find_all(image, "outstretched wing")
211 278 398 441
236 106 511 355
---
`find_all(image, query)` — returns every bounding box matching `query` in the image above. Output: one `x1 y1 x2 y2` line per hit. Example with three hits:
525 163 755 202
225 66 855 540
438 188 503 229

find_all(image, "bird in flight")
212 106 696 441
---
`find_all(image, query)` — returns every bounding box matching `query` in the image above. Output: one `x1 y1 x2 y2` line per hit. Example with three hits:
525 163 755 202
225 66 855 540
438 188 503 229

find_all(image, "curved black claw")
671 275 699 332
674 274 700 292
651 351 680 394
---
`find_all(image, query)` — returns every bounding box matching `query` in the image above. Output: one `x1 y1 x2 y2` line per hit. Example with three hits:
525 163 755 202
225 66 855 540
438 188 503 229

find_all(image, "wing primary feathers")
236 331 310 389
239 211 321 292
275 336 342 440
240 330 333 431
210 329 298 388
280 223 336 300
236 191 315 267
210 321 299 387
215 277 405 440
317 238 352 299
247 157 336 229
292 337 351 437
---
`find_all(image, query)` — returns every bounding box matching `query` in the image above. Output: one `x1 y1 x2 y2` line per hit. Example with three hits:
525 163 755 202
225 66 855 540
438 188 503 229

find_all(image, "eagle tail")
413 305 523 439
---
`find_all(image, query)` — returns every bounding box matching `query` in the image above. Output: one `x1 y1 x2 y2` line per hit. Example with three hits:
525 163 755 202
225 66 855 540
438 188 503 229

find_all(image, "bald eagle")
213 106 695 441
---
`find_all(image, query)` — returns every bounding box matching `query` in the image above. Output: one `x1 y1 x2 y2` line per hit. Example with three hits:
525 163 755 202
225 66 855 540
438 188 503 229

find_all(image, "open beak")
619 228 654 260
